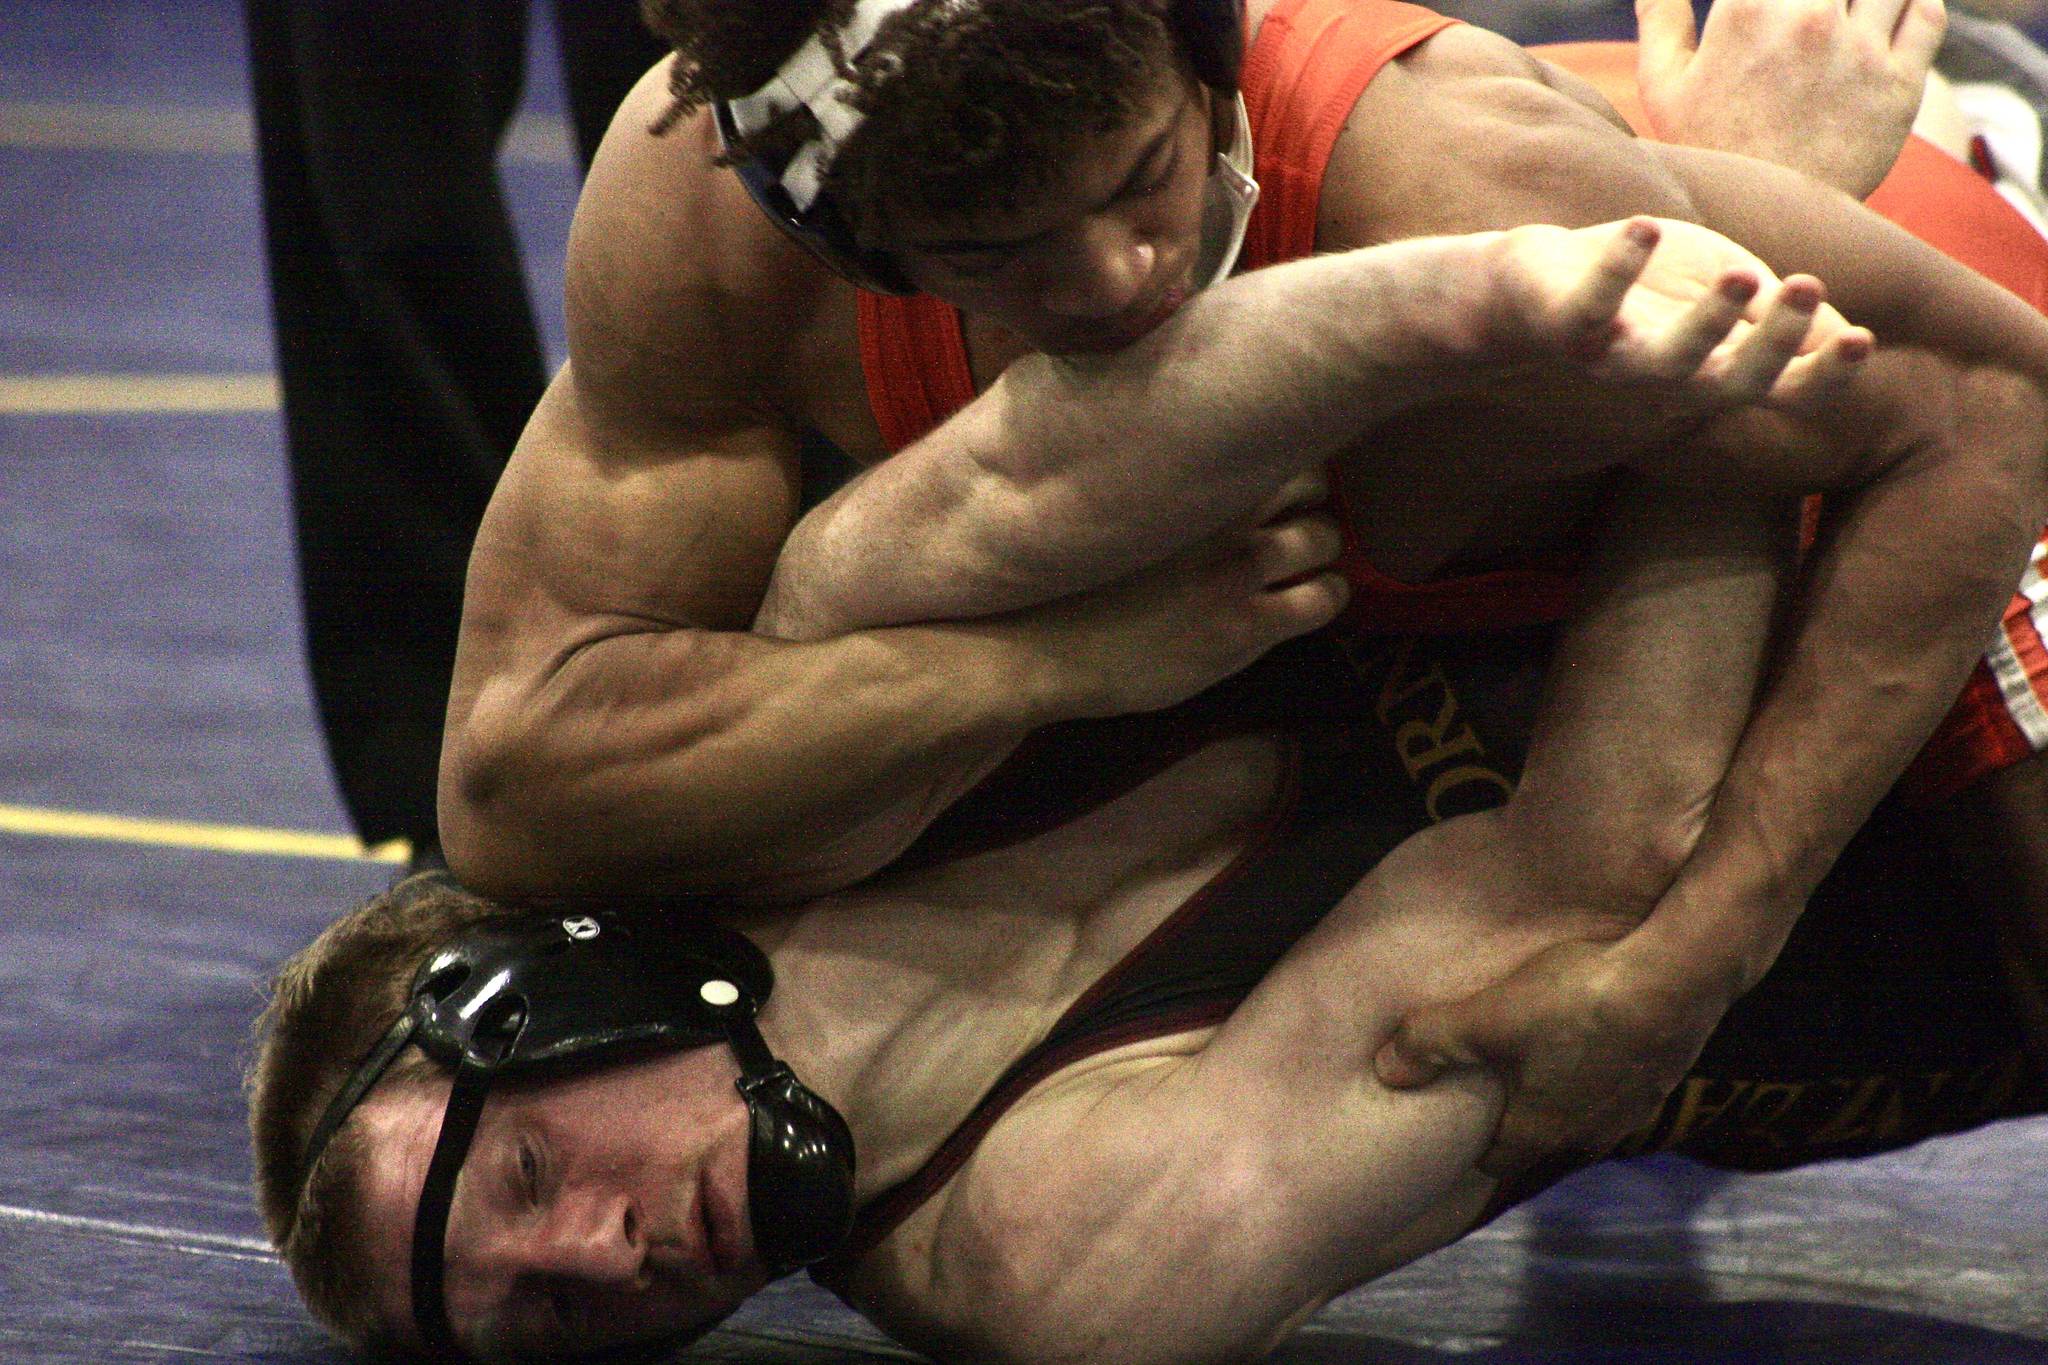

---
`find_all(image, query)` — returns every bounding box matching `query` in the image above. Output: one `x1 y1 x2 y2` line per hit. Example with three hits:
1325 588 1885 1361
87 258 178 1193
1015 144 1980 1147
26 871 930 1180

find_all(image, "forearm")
1504 477 1795 915
763 234 1525 640
1635 357 2048 992
440 619 1080 903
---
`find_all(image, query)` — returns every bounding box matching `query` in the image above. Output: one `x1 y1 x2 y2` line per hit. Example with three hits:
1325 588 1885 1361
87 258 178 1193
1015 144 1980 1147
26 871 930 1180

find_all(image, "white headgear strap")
725 0 927 211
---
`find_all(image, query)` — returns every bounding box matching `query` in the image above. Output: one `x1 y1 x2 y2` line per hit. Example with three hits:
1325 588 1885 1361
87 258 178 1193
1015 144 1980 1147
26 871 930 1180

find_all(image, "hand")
1637 0 1947 199
1019 490 1350 718
1488 216 1874 418
1374 932 1733 1177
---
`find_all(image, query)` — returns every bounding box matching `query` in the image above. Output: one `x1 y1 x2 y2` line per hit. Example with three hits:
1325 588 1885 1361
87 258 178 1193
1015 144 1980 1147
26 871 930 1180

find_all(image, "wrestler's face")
888 66 1218 357
351 1046 767 1360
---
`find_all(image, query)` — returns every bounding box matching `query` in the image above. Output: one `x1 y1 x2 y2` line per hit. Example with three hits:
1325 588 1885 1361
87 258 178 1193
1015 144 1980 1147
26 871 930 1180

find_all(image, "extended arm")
759 217 1856 639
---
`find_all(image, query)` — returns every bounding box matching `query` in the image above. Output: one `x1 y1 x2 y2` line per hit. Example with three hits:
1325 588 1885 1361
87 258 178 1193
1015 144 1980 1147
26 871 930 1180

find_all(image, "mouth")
1122 281 1192 338
1057 281 1194 355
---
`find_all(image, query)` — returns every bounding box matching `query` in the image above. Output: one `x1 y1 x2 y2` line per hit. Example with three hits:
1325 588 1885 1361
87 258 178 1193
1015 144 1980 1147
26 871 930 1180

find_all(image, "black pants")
244 0 662 847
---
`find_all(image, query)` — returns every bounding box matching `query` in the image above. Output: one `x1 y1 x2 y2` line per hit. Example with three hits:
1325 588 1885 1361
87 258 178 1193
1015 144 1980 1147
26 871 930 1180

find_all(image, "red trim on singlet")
818 737 1305 1275
855 289 972 453
1902 663 2034 803
1237 0 1457 272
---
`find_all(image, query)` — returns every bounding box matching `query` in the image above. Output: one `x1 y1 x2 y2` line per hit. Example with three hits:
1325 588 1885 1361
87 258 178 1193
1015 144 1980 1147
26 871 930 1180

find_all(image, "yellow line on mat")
0 99 574 164
0 803 409 864
0 374 281 414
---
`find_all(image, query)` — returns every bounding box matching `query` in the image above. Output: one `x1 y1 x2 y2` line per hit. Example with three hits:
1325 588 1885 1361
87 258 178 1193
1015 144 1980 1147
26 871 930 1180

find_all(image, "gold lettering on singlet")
1395 709 1485 779
1802 1075 1893 1147
1424 765 1516 821
1732 1081 1807 1147
1351 636 1516 822
1371 639 1443 722
1656 1077 1747 1149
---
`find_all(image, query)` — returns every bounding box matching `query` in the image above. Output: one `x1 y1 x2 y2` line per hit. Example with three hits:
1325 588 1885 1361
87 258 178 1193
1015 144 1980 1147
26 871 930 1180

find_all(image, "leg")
244 0 546 848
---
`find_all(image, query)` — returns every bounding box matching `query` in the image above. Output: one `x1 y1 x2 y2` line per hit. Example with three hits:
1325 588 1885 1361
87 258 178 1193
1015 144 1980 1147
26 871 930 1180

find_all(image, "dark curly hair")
641 0 1179 245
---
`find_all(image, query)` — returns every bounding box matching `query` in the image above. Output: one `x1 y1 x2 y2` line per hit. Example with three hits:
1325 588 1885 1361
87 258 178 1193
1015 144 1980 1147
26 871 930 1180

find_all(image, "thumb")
1374 1007 1483 1089
1634 0 1699 104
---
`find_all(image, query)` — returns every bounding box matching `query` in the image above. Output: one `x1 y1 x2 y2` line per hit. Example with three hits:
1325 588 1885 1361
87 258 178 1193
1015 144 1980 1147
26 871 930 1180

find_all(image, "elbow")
437 698 558 901
1914 361 2048 556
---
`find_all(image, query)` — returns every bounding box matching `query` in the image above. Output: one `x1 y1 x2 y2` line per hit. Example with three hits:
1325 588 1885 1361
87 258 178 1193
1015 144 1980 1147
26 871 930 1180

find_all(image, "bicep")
894 1052 1495 1365
470 364 803 651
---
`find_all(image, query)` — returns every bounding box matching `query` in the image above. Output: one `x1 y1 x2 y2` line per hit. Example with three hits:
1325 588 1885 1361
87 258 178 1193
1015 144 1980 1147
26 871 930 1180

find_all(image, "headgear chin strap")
295 884 856 1360
714 0 1254 295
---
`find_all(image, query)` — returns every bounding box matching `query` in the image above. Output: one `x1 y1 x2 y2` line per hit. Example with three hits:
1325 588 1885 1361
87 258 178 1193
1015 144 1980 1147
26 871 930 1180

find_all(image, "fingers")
1548 218 1662 360
1259 571 1351 638
1850 0 1913 36
1557 218 1663 357
1254 469 1330 526
1711 274 1830 397
1642 267 1760 380
1634 0 1701 90
1767 323 1874 411
1246 512 1348 635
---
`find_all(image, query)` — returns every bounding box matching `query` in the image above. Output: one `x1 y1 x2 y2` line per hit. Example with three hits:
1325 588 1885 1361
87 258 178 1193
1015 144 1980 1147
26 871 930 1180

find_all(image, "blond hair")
245 873 521 1346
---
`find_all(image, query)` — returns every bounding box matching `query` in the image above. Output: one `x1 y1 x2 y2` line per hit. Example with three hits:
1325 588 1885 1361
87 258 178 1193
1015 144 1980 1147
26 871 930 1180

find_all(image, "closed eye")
1130 148 1178 199
519 1138 543 1205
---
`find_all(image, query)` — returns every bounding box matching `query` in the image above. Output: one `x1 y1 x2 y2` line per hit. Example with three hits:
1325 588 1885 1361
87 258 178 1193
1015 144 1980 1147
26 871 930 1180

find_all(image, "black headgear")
714 0 1249 294
294 877 855 1360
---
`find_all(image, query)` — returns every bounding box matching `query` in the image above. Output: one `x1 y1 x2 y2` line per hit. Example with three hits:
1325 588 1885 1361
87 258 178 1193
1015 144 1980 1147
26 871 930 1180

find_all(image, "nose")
1038 215 1158 318
530 1186 646 1285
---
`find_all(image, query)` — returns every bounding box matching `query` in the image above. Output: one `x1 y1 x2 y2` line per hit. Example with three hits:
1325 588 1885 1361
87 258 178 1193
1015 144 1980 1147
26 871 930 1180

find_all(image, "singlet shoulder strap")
1241 0 1461 270
856 289 975 452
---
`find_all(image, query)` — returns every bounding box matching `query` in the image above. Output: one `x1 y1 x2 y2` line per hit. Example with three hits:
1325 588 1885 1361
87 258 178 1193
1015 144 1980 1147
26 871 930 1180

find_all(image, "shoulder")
564 58 850 436
1321 21 1678 245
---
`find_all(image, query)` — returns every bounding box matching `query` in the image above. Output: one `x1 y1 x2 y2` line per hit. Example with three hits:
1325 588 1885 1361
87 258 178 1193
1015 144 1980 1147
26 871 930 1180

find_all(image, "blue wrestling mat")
2 2 2044 1361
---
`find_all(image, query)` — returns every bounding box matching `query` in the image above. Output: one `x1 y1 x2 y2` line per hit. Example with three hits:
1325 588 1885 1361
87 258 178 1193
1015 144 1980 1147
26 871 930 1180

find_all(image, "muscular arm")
759 214 1849 639
1510 83 2048 991
758 235 1531 637
442 367 1048 902
1353 36 2048 1150
447 347 1353 903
